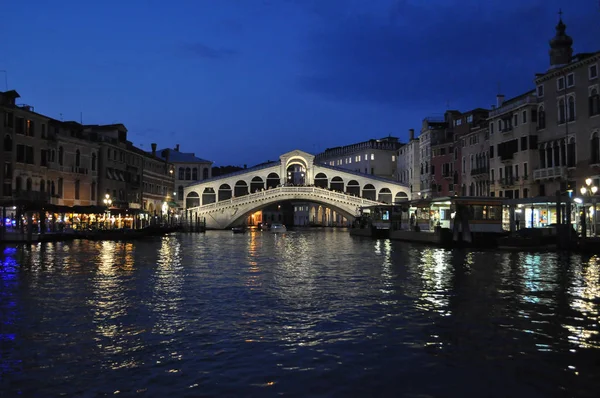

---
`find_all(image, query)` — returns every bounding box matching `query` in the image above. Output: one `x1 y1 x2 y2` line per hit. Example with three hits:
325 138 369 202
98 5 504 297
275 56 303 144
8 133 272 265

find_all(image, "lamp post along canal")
103 193 112 229
579 178 598 238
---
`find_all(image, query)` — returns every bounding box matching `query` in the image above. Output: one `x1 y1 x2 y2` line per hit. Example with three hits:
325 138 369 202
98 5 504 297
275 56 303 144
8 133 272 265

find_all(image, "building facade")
156 144 213 209
396 128 420 195
532 17 600 197
314 137 403 179
488 91 539 198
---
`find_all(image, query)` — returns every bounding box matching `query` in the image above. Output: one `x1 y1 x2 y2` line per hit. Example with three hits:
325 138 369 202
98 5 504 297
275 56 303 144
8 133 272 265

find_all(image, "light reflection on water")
1 232 600 397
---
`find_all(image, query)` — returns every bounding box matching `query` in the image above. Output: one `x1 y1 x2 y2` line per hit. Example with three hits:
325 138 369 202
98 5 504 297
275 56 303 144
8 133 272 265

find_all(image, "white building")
314 136 403 179
156 144 213 209
396 128 420 195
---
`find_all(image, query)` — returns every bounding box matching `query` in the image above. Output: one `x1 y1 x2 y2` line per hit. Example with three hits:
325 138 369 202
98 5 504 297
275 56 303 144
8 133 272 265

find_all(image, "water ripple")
1 231 599 397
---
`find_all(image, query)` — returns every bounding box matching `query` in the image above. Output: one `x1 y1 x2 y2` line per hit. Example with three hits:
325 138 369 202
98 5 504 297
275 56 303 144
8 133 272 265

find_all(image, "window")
490 122 494 134
178 167 184 180
557 76 565 91
58 178 63 197
203 168 209 179
514 164 519 179
514 114 518 126
590 64 598 80
462 156 465 174
370 153 374 160
15 117 24 134
25 120 34 137
522 110 527 124
466 115 473 123
91 153 97 171
192 167 198 180
497 120 501 131
537 85 544 97
590 88 600 116
392 155 396 161
91 182 96 201
4 112 13 128
41 124 46 138
75 180 80 200
538 106 546 129
26 178 32 192
75 149 81 167
566 73 574 87
58 146 64 165
185 167 191 180
455 119 462 126
521 136 528 151
568 96 575 122
178 185 184 199
592 132 599 164
3 135 12 151
558 99 566 124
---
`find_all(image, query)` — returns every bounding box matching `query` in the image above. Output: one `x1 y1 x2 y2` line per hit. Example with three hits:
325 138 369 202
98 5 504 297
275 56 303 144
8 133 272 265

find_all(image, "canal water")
1 229 599 397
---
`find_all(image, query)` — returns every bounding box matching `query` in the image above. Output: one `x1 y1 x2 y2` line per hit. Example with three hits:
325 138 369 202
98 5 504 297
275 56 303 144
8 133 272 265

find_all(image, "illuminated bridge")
183 150 411 229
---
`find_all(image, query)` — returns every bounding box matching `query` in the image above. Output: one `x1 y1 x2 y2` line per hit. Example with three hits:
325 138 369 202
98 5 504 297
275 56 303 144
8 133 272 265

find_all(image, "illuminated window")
370 154 374 160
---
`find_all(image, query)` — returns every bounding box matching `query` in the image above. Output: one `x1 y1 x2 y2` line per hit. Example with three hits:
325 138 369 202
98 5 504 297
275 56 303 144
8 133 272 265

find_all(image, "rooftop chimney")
496 94 505 108
151 143 157 156
175 144 180 151
409 128 415 140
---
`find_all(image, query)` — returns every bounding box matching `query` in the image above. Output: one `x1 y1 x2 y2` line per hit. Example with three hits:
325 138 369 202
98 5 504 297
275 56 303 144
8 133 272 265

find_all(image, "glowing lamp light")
581 187 587 195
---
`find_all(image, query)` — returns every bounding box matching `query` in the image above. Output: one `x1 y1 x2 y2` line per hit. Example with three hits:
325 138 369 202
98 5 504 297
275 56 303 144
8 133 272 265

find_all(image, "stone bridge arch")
186 186 383 229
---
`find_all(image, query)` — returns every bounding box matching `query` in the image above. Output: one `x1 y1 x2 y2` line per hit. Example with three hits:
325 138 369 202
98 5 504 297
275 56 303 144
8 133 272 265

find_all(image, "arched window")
178 167 184 180
58 146 64 165
192 167 198 180
558 99 566 124
591 132 599 164
75 149 81 167
203 168 209 179
3 135 12 152
589 89 600 116
567 137 576 168
91 153 97 171
178 185 184 199
568 96 575 122
538 106 546 129
185 167 191 180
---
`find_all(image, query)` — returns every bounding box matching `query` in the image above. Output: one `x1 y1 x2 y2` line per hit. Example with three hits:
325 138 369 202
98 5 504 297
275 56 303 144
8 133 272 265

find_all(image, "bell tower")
549 9 573 67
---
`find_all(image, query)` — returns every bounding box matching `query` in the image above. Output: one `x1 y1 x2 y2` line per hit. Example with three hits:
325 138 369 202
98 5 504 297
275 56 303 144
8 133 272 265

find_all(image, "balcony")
533 166 567 181
500 152 514 162
471 167 489 177
499 177 517 187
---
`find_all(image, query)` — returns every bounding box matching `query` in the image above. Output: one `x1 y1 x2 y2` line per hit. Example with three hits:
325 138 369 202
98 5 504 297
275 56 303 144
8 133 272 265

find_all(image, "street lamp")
579 178 598 237
103 194 112 229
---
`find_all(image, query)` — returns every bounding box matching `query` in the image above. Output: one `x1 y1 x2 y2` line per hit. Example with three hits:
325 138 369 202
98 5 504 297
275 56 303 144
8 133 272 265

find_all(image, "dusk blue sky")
2 0 600 166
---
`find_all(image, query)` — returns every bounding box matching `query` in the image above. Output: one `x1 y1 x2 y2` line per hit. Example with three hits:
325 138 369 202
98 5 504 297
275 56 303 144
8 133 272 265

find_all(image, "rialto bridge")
183 150 411 229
